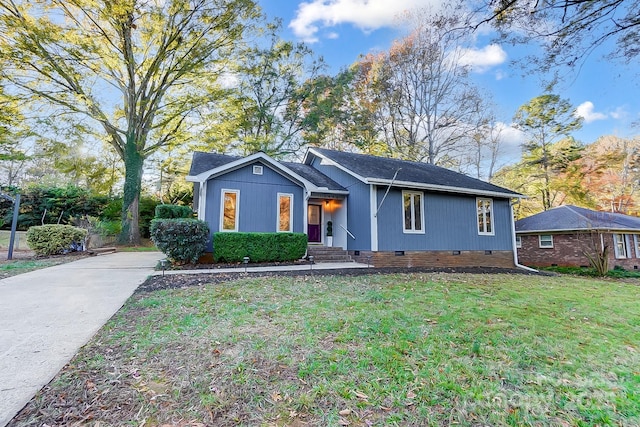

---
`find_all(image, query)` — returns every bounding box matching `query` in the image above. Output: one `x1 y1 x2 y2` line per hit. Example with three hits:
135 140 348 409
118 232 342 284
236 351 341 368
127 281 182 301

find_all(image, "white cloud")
610 106 628 120
575 101 608 123
457 44 507 73
289 0 442 42
327 32 340 40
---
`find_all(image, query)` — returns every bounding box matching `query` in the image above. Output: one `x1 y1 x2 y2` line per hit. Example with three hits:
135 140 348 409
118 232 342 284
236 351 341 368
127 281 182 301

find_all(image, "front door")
307 204 321 243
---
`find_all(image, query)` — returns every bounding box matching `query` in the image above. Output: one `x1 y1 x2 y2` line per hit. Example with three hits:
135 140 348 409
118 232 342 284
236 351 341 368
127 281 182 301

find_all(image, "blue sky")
258 0 639 161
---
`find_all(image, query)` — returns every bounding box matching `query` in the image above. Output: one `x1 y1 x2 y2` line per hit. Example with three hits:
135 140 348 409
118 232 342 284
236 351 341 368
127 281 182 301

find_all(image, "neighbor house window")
614 233 629 259
477 198 494 235
277 193 293 232
402 191 424 233
634 235 640 258
515 235 522 248
253 165 263 175
220 189 239 231
539 235 553 248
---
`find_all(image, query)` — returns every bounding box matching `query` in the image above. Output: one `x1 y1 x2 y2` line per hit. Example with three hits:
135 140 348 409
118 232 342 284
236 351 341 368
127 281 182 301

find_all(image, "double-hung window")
539 235 553 248
402 191 424 233
477 198 494 235
277 193 293 232
614 233 629 259
220 189 239 232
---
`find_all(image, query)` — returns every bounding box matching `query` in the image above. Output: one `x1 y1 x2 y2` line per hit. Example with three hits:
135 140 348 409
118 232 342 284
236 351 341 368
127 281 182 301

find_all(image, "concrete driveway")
0 251 162 427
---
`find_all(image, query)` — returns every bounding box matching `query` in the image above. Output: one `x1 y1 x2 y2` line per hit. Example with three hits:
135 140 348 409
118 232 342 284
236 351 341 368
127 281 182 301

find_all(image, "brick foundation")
517 233 640 270
350 250 516 269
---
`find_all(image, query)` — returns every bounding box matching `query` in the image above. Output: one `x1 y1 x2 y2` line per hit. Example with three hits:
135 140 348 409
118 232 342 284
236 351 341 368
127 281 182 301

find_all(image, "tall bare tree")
351 8 493 165
0 0 259 243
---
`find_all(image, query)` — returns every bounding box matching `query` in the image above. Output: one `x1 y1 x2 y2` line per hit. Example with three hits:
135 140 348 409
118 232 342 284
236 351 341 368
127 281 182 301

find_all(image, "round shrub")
154 204 193 219
150 218 209 264
26 224 88 256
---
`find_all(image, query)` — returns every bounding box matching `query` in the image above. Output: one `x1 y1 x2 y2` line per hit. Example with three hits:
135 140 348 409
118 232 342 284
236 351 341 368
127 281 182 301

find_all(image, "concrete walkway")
0 252 162 427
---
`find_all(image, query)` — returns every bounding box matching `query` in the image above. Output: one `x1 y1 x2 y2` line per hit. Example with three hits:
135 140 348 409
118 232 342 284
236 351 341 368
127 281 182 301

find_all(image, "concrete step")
307 246 352 263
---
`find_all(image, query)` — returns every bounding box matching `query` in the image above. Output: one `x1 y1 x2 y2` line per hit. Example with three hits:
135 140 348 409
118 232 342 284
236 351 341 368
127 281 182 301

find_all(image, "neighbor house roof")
515 205 640 233
304 147 521 199
187 151 347 193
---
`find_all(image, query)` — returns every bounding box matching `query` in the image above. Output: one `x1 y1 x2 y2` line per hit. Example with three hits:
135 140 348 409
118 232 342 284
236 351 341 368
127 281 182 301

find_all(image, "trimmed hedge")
150 218 209 264
213 232 307 263
155 204 193 219
26 224 88 256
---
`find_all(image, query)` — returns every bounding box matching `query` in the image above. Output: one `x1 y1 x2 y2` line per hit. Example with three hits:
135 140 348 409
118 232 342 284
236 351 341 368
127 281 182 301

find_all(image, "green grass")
542 265 640 278
118 245 159 252
0 259 61 273
14 273 640 426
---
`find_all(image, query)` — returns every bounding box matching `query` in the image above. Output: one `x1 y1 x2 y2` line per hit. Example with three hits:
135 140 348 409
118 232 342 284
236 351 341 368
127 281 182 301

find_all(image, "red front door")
307 205 321 243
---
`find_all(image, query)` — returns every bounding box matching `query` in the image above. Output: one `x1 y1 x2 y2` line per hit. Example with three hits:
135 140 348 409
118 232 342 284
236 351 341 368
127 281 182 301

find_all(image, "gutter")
510 200 538 272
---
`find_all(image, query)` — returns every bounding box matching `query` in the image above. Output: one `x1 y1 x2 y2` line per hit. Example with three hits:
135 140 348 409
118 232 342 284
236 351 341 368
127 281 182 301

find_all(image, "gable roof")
515 205 640 233
304 147 521 199
188 151 239 176
186 151 347 193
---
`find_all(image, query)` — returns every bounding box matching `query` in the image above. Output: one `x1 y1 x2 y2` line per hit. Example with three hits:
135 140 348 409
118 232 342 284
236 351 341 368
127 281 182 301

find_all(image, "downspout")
303 188 311 259
510 199 538 272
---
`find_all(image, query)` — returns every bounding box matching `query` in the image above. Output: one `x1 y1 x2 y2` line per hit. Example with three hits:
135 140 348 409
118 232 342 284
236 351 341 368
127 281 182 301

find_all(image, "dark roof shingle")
307 148 520 197
515 205 640 232
188 151 346 191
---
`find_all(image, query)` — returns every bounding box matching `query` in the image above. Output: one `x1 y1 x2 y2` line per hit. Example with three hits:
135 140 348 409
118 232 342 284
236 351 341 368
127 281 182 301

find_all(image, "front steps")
307 246 353 263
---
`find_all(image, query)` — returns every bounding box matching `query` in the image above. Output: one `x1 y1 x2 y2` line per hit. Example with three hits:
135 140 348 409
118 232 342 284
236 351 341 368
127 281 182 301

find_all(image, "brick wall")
350 250 516 269
517 232 640 270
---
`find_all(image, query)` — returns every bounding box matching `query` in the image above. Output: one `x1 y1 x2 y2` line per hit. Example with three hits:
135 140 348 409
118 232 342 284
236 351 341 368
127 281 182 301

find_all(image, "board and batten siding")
205 162 304 236
309 156 371 250
375 189 513 251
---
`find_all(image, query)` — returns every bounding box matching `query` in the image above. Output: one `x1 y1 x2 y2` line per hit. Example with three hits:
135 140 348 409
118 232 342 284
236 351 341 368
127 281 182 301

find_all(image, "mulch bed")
139 266 550 293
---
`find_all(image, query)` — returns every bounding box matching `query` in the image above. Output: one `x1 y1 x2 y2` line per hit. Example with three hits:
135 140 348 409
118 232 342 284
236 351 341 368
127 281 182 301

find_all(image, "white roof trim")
366 178 521 199
304 148 369 184
186 152 317 191
517 228 640 234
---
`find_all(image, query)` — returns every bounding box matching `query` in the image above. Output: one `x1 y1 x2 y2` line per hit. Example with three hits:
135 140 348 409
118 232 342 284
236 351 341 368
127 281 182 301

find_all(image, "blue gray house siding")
310 156 371 250
204 162 304 238
375 189 513 251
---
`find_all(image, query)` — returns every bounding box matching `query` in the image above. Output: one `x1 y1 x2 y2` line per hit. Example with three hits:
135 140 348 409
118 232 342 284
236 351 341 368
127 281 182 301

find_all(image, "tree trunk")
119 140 144 245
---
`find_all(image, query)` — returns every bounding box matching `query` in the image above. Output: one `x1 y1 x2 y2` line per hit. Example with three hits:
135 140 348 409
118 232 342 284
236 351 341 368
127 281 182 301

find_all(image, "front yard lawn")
10 273 640 426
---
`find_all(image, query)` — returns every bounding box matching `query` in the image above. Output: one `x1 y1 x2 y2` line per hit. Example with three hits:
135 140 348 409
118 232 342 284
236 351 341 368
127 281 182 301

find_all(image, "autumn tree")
351 9 494 166
578 136 640 214
0 0 259 244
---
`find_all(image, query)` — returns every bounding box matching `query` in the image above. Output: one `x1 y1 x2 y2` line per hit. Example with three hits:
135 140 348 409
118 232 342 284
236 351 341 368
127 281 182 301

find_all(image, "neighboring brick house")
515 205 640 270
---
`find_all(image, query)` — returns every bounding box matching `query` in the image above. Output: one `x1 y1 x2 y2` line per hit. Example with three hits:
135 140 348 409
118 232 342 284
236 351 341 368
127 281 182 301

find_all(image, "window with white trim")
614 233 629 259
515 235 522 248
277 193 293 232
253 165 263 175
220 189 239 232
402 191 424 233
634 235 640 259
477 198 494 235
539 235 553 248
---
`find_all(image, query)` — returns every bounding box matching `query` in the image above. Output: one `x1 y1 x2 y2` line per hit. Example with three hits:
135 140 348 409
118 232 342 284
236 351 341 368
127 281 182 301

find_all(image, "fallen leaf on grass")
339 409 351 416
271 391 282 402
339 418 350 426
355 391 368 401
407 390 417 399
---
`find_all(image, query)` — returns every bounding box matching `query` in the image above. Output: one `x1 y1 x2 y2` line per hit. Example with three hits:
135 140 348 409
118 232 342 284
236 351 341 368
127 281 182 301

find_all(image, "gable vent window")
253 165 263 175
